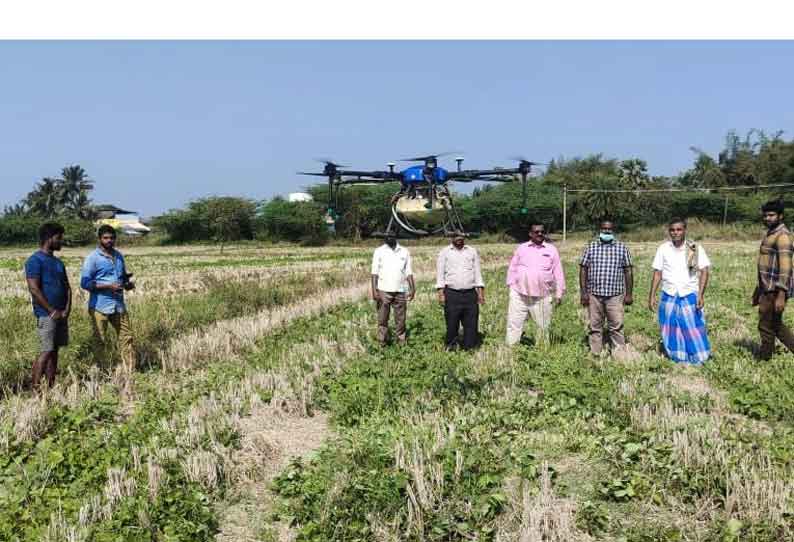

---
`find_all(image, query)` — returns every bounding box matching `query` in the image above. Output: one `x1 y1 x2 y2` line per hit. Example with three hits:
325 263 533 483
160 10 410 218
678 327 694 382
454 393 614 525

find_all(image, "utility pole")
722 194 729 227
562 184 568 243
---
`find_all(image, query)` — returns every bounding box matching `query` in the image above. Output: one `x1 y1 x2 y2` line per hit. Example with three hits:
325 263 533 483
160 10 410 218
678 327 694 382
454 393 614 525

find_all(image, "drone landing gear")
371 216 424 238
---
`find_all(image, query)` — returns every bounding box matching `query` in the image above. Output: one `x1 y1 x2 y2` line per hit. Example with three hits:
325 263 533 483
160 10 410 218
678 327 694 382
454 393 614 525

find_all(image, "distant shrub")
153 196 256 244
0 216 96 246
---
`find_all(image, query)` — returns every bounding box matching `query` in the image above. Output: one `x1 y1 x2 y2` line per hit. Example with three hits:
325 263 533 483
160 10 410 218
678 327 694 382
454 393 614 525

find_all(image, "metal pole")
563 184 568 243
722 194 729 227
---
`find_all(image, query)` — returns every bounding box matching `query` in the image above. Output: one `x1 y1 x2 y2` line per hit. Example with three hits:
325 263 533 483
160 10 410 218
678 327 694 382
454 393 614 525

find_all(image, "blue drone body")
400 165 449 184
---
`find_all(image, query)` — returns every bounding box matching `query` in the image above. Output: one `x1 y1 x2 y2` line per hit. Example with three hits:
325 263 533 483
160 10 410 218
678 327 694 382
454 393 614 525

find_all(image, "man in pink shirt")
505 223 566 345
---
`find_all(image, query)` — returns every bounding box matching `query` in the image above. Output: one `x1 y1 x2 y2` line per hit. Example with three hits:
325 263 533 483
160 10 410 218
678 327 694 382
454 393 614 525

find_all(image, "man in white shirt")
436 231 485 350
371 233 416 346
647 218 712 364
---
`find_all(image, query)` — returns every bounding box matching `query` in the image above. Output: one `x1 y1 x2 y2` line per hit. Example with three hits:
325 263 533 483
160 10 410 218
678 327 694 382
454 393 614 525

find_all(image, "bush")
0 216 96 246
256 198 329 245
153 196 257 244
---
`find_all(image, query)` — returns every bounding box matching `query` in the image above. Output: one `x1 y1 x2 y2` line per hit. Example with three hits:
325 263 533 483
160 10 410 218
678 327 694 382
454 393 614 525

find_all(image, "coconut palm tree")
60 165 95 219
25 177 63 217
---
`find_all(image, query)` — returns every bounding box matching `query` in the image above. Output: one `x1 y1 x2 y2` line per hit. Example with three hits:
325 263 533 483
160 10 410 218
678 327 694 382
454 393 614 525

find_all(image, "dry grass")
215 408 330 542
495 463 592 542
620 370 794 531
392 410 457 538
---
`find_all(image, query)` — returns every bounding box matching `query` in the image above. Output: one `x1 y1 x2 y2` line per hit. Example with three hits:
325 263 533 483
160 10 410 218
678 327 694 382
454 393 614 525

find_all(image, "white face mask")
599 232 614 242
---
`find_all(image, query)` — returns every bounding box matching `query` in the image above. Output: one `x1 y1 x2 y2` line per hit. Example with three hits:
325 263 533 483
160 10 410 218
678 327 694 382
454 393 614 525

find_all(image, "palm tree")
60 165 95 219
618 159 650 190
581 176 618 225
2 203 28 217
25 177 63 217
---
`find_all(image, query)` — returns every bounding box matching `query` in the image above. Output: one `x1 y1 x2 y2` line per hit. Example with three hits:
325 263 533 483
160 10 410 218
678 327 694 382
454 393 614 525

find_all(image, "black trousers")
444 288 479 350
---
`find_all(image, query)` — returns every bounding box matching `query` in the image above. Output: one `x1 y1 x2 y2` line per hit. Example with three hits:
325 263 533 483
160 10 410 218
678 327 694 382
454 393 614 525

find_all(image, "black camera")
121 272 135 291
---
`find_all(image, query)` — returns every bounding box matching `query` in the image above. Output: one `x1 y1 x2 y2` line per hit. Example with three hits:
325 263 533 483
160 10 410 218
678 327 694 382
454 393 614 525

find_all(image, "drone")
298 152 546 237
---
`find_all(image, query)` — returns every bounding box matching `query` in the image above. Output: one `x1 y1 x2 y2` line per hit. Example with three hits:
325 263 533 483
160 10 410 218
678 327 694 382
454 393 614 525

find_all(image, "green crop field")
1 240 793 542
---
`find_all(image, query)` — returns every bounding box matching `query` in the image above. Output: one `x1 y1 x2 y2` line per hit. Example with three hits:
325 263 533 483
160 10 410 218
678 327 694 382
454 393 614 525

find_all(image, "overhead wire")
565 182 794 194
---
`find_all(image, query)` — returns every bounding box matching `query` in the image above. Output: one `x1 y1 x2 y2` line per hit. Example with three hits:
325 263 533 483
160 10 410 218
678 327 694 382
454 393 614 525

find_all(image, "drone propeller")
399 151 460 162
508 156 549 166
314 158 348 168
297 172 329 176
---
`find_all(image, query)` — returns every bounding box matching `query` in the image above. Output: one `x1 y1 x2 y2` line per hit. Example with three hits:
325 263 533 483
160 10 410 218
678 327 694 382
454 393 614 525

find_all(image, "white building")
288 192 313 203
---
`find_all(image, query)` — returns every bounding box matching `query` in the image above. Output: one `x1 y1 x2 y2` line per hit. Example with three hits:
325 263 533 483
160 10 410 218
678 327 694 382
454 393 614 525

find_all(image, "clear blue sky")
1 41 792 217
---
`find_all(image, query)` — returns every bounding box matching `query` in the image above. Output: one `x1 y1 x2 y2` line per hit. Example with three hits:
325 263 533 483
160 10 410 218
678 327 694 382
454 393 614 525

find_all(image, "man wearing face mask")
371 233 416 346
753 199 794 360
579 220 633 355
436 231 485 350
505 222 565 346
648 218 712 364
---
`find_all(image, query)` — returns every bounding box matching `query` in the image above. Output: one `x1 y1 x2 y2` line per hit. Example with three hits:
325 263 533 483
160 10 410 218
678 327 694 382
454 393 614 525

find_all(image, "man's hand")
696 295 705 311
49 309 66 320
437 290 445 305
775 290 786 313
372 290 381 303
648 297 657 312
106 282 124 293
407 290 415 302
751 289 760 307
624 293 633 306
477 292 485 305
580 294 589 307
554 297 563 307
123 282 136 291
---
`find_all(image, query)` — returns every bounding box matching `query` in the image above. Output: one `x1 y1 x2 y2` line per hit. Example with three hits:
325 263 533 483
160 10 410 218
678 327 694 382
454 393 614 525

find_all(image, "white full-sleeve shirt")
435 245 484 290
371 243 413 293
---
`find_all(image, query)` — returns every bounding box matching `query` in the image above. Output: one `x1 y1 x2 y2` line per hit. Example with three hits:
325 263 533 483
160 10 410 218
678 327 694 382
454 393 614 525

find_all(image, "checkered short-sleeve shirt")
580 240 632 297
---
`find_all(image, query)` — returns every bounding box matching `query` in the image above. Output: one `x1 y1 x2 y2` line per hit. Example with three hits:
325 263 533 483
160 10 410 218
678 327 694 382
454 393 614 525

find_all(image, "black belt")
444 287 475 293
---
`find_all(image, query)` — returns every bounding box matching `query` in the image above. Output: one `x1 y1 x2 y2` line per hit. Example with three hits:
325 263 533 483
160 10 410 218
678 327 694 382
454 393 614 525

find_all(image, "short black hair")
97 224 117 238
668 217 687 228
529 222 545 230
38 222 65 245
761 199 785 214
599 219 615 227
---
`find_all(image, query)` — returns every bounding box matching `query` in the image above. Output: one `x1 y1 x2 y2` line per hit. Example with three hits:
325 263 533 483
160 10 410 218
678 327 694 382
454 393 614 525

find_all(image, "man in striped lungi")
647 218 712 364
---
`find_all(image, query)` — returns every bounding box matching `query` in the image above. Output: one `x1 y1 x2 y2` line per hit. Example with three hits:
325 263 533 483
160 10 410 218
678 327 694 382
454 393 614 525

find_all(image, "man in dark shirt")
579 220 633 355
25 222 71 390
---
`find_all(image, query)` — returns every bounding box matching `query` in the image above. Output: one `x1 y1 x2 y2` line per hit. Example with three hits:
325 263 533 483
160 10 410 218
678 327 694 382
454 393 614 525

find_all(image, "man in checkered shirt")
579 220 634 355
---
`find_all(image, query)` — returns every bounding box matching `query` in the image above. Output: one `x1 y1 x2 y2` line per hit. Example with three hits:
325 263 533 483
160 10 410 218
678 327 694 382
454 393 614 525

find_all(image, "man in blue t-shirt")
25 222 72 390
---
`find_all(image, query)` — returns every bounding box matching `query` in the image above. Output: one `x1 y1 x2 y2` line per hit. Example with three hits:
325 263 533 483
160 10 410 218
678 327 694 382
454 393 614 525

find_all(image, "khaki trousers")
758 292 794 360
376 291 407 345
587 293 625 354
89 309 135 371
506 288 553 346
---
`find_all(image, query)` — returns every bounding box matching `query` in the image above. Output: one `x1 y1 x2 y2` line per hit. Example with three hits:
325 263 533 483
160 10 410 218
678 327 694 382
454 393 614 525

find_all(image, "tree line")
3 130 794 246
1 165 98 245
